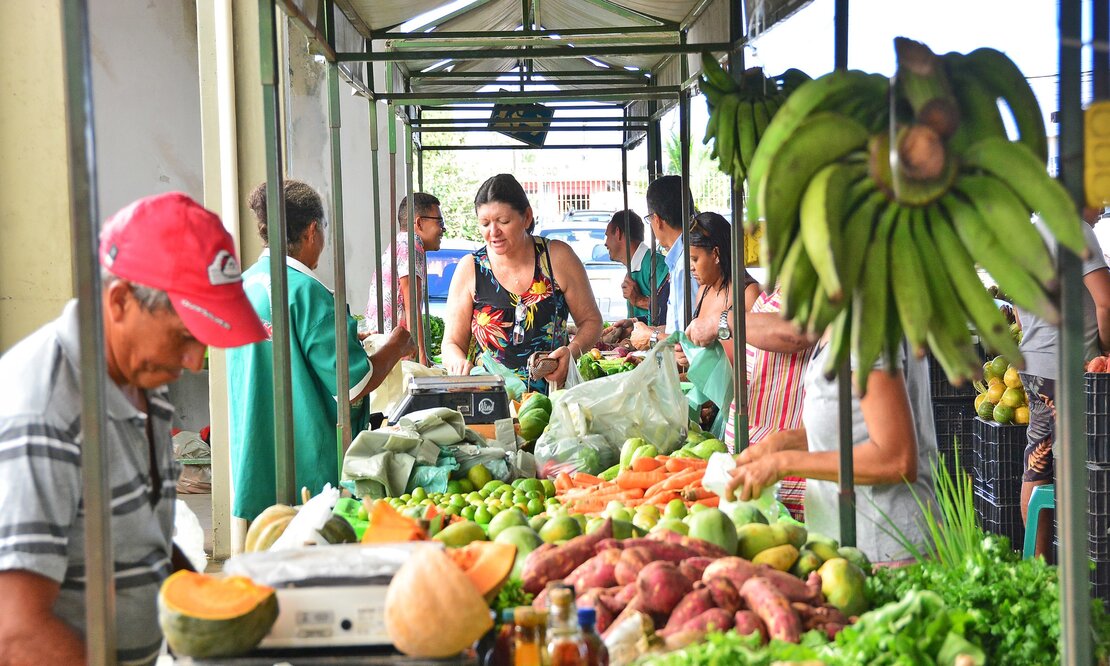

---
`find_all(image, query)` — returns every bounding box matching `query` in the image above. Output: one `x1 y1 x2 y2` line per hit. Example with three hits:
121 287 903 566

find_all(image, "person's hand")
387 326 417 359
621 275 643 302
685 317 720 347
725 454 783 501
735 429 806 465
547 345 573 386
631 322 655 350
445 357 473 376
674 343 689 369
601 319 633 344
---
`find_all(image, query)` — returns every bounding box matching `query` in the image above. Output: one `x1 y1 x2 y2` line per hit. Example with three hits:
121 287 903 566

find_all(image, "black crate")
1087 373 1110 464
1091 463 1110 519
929 340 989 400
971 418 1027 503
973 489 1025 551
934 398 977 480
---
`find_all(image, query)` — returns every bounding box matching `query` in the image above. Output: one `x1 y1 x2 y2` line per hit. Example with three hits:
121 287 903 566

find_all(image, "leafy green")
577 354 604 381
425 315 444 358
490 578 533 615
636 629 826 666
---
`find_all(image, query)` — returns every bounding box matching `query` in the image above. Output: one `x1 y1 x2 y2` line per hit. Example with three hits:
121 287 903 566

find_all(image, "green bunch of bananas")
699 52 811 181
736 37 1089 394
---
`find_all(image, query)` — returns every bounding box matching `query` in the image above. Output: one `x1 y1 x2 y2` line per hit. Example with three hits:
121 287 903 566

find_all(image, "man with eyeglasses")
365 192 445 365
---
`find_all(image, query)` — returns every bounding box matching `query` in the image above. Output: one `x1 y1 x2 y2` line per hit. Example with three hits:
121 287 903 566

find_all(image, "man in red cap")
0 192 265 665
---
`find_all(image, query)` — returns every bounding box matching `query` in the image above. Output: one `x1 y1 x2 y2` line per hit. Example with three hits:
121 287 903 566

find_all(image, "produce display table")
173 648 475 665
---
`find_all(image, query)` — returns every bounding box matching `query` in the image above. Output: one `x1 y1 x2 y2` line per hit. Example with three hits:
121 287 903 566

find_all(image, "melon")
384 545 493 657
445 541 517 602
158 570 278 658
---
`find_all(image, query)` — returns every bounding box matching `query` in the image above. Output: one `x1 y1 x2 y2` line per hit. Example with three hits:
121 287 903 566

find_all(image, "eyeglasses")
512 300 527 345
645 212 658 223
419 215 446 230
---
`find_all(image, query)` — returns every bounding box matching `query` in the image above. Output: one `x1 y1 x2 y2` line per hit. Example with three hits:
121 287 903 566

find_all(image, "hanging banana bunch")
701 37 1088 395
699 53 812 182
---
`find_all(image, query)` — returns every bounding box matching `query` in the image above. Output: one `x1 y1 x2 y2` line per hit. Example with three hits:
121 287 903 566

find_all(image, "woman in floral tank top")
441 174 602 393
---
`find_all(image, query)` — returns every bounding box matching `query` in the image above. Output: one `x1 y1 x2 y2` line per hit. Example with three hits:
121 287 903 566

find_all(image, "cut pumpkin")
158 570 278 658
384 545 493 657
445 541 517 602
361 499 428 544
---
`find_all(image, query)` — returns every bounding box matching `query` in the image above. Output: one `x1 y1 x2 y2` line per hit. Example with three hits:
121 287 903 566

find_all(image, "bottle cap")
501 608 516 624
577 606 596 626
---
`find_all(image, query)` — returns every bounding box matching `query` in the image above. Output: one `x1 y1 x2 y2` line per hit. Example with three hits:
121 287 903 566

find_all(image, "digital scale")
224 542 432 649
388 375 511 425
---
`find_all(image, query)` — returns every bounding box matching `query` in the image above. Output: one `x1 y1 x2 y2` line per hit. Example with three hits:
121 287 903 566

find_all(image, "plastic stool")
1023 484 1055 559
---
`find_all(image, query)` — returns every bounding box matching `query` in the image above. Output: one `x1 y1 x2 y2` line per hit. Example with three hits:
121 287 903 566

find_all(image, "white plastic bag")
536 336 687 460
271 484 340 551
703 452 788 523
172 499 208 572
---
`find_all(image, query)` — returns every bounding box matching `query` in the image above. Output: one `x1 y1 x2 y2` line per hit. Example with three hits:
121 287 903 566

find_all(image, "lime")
399 494 412 502
654 518 689 535
467 464 494 490
1001 387 1026 408
993 403 1015 424
457 479 475 493
545 497 561 507
540 479 556 498
411 487 427 502
526 498 545 516
636 505 661 520
989 355 1009 378
664 499 688 520
610 508 632 523
474 506 493 525
486 499 503 510
983 360 999 383
460 505 477 521
977 397 995 420
525 490 544 501
356 505 369 521
632 512 658 532
446 480 463 495
449 495 466 508
689 502 709 514
466 491 483 504
1014 406 1030 425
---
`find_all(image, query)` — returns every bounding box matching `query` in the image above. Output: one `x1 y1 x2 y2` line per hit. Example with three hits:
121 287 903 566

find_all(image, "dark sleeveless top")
469 237 570 393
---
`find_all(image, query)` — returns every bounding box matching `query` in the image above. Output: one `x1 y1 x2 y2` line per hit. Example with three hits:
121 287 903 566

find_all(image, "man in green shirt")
603 209 670 324
227 180 413 533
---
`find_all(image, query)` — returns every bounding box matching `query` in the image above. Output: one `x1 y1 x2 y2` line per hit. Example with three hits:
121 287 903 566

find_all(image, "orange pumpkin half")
158 571 278 658
445 541 517 601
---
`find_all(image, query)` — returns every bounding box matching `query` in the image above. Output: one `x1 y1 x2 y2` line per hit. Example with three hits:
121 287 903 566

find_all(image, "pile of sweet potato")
520 520 851 646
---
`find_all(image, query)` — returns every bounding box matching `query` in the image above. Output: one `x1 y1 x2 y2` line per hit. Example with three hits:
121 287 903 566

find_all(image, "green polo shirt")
228 252 372 521
629 243 669 321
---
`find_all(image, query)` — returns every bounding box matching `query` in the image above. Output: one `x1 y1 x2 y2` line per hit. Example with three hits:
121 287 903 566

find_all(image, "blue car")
425 239 481 319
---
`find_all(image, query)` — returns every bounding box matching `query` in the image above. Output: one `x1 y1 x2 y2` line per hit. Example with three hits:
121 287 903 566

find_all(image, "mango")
729 501 768 527
494 526 543 581
687 508 738 555
752 543 800 572
539 515 582 543
776 520 808 550
653 518 689 536
610 518 638 539
433 520 487 548
818 557 869 617
736 523 788 560
790 548 824 578
467 465 494 490
837 546 873 573
487 508 529 540
632 512 657 532
528 514 548 533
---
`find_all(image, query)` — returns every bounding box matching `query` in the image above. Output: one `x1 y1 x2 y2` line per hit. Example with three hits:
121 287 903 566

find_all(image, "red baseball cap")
99 192 267 348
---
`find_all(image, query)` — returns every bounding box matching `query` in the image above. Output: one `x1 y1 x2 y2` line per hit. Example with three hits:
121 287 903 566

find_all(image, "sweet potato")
757 566 824 604
823 622 846 640
521 518 614 594
601 597 650 641
733 610 768 643
739 576 802 643
702 576 743 614
610 582 638 609
702 557 760 592
566 548 621 595
636 561 694 615
594 537 623 554
614 546 655 586
577 588 617 634
648 529 730 558
613 538 699 562
679 556 715 582
677 608 734 634
661 588 715 635
663 629 707 651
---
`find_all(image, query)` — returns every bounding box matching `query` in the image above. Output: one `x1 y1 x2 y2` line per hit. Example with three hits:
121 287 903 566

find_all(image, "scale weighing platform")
388 375 510 425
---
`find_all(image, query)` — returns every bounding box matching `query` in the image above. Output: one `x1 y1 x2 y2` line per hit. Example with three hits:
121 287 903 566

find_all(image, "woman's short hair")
474 174 531 217
689 211 733 286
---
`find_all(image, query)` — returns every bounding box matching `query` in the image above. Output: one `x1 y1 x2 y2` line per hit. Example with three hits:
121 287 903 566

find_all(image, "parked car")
425 239 481 319
536 221 630 323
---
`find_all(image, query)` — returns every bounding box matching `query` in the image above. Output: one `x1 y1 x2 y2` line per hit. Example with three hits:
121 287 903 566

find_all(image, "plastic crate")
973 488 1025 551
1086 373 1110 464
971 418 1027 503
934 398 977 480
928 340 989 400
1092 464 1110 558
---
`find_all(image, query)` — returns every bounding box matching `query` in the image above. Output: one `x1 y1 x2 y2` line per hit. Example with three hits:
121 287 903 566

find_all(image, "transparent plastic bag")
471 351 527 401
678 332 735 439
533 434 618 478
535 335 688 466
702 452 790 523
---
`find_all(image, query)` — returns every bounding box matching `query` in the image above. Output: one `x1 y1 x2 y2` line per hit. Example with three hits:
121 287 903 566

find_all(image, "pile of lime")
384 473 560 526
975 355 1029 425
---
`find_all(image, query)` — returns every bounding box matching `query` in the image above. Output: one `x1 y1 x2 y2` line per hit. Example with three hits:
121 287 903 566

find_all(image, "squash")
384 545 493 657
361 499 428 544
245 505 358 552
244 504 297 552
445 541 517 602
158 570 278 658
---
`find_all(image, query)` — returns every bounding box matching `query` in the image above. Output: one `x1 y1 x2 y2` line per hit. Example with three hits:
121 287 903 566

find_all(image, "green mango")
610 518 637 539
776 520 808 550
685 429 710 445
518 393 552 419
818 558 869 617
729 501 768 527
791 548 825 578
687 508 738 555
598 464 621 482
837 546 873 573
528 514 548 533
653 518 689 536
807 541 842 563
494 526 543 581
487 508 529 540
736 523 788 560
538 515 582 543
433 520 487 548
518 409 549 442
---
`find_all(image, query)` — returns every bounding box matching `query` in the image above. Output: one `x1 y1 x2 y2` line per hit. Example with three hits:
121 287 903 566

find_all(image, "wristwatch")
649 330 660 347
717 310 732 340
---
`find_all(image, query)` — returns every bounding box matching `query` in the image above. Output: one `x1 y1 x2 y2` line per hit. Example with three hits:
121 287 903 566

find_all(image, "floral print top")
470 237 569 393
365 232 426 332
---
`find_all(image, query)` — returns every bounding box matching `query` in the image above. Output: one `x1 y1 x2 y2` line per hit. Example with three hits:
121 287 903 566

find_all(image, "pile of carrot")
553 455 715 515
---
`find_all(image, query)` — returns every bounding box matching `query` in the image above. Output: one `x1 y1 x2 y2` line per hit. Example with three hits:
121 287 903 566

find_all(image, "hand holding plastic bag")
471 350 527 401
702 452 789 523
678 332 734 439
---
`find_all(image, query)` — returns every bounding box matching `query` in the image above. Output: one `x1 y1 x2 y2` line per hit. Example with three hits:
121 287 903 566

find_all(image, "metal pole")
60 1 115 661
337 42 733 62
680 88 693 328
324 4 352 463
368 53 385 333
1095 0 1109 101
405 124 420 341
621 132 633 320
1057 1 1091 662
260 0 297 504
647 100 661 326
388 73 399 331
727 0 749 454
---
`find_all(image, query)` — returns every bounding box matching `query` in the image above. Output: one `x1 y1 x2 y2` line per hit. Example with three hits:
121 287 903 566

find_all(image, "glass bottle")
492 608 516 666
546 587 587 666
513 607 545 666
577 607 609 666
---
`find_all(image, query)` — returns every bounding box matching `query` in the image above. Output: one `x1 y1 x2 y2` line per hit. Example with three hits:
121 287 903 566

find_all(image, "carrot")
620 488 645 500
644 468 703 497
555 472 573 492
693 495 720 508
564 499 606 514
682 487 714 501
630 457 663 473
665 457 708 473
616 470 668 490
572 472 604 487
647 490 683 506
